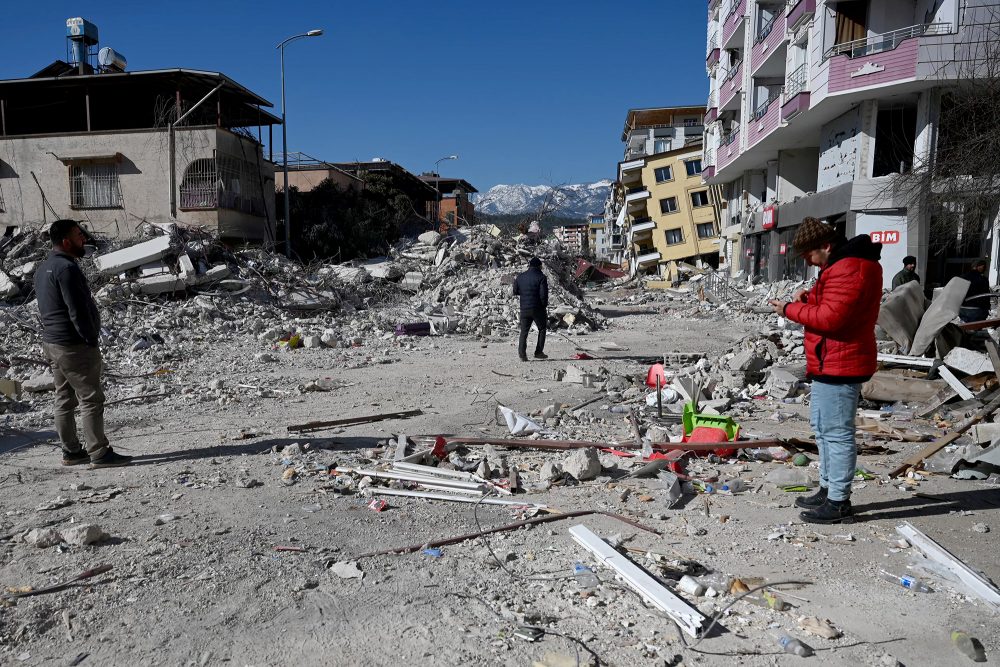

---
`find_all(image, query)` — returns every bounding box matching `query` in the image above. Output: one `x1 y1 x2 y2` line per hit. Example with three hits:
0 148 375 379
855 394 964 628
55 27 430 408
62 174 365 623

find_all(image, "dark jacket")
891 268 919 290
961 270 990 306
34 249 101 347
513 267 548 313
784 235 882 383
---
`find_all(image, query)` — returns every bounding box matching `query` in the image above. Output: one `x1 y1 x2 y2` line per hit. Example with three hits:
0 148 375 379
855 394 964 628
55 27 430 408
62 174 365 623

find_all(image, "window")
690 190 710 207
659 197 678 214
684 118 700 127
665 228 684 245
686 159 703 176
69 163 122 209
180 158 219 209
653 139 671 153
697 222 716 239
654 166 673 183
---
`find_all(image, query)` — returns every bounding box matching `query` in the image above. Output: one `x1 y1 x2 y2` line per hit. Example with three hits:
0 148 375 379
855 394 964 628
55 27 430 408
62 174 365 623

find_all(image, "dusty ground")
1 306 998 667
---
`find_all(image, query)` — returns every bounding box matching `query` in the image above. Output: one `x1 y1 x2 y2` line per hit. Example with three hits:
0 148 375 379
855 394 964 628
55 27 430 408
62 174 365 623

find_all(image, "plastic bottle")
775 634 815 657
573 563 599 591
720 479 745 493
951 630 987 662
879 569 931 592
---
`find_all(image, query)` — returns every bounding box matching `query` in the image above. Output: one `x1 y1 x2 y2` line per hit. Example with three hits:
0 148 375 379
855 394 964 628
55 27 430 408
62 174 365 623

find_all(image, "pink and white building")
702 0 997 287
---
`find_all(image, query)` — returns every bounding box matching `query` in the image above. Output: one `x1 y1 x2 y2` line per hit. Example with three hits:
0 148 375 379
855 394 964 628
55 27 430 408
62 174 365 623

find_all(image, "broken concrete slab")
60 523 107 546
877 281 928 353
910 277 970 357
201 264 232 284
861 372 945 403
94 235 173 275
563 364 586 384
765 366 803 399
360 257 403 280
22 372 55 393
562 447 601 481
138 261 171 278
177 254 197 284
418 231 442 246
137 274 186 295
0 270 20 299
400 272 424 292
944 347 993 376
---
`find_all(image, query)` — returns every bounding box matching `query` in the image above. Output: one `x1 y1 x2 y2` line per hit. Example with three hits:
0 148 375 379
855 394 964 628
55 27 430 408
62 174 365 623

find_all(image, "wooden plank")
889 392 1000 477
958 317 1000 332
877 353 936 369
287 409 423 434
937 366 975 401
440 435 787 452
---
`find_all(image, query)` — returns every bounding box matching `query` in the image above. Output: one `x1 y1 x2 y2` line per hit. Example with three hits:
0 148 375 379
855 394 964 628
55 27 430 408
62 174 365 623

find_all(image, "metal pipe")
364 487 545 509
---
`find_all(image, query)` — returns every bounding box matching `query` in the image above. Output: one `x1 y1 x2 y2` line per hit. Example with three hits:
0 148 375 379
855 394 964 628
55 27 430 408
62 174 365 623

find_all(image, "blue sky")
2 1 709 191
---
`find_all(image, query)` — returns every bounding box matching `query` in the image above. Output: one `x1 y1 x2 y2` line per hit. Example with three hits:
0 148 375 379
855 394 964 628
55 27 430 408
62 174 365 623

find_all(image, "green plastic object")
682 402 740 441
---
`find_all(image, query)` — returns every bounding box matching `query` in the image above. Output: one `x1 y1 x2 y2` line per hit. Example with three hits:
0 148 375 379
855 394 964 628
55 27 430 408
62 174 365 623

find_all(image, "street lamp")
433 154 458 226
277 29 323 258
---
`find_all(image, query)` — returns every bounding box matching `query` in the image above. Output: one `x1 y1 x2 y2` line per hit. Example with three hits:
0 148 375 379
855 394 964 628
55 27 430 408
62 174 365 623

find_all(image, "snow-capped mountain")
473 180 611 218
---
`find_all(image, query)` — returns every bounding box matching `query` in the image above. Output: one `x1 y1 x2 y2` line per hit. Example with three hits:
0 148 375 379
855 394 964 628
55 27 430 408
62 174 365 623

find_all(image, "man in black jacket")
34 220 131 469
513 257 549 361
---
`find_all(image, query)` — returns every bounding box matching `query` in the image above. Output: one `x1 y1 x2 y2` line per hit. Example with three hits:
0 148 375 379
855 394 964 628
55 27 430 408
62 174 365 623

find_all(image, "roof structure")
621 105 705 141
418 175 479 195
0 68 280 137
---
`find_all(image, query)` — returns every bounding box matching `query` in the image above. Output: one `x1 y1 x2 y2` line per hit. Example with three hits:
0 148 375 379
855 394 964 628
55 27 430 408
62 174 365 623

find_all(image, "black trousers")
518 308 547 358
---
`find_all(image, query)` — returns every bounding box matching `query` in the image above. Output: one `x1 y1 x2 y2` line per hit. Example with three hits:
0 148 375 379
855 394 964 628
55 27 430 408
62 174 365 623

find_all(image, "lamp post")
277 29 323 258
433 154 458 226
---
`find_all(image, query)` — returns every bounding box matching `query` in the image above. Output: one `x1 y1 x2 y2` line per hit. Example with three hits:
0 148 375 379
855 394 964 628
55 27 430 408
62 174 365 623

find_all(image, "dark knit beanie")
793 217 837 254
529 257 542 268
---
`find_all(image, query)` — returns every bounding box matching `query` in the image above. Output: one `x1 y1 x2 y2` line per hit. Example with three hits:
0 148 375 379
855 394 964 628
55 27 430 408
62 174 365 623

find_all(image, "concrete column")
911 88 941 282
856 99 878 181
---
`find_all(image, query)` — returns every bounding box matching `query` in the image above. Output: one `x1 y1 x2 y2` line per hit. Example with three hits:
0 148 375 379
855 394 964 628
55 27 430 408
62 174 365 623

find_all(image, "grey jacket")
34 250 102 347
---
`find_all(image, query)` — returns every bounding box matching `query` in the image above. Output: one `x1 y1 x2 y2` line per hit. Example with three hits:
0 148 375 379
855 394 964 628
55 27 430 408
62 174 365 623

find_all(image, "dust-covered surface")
2 298 999 665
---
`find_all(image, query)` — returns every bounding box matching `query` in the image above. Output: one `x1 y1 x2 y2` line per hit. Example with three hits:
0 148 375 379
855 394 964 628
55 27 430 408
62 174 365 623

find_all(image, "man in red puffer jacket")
769 217 882 524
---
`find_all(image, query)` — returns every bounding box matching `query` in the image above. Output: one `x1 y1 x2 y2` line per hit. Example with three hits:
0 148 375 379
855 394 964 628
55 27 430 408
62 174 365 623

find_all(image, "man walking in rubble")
513 256 549 362
891 255 920 290
768 218 882 524
34 219 132 469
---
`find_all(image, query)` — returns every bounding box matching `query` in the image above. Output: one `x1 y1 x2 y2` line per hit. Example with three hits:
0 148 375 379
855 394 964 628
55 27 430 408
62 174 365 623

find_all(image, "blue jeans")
810 381 861 502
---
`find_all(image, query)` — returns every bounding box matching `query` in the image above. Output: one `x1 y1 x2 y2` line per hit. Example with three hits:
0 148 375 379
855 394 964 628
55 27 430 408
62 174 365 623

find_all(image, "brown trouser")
41 342 109 460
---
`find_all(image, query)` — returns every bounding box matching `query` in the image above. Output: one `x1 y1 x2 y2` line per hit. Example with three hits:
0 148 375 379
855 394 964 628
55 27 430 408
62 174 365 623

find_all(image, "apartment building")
609 106 722 284
554 223 589 254
703 0 997 288
586 213 609 261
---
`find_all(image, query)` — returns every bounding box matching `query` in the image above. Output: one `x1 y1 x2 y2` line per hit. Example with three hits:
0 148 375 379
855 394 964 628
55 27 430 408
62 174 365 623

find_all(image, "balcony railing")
785 63 808 98
824 22 951 59
753 87 784 120
705 148 716 167
632 215 652 225
726 0 740 19
754 10 782 45
721 129 739 146
708 32 719 53
626 185 648 194
723 61 743 82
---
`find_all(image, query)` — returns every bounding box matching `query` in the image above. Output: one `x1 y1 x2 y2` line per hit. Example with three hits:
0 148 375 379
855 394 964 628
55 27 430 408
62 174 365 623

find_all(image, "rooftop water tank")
98 47 127 72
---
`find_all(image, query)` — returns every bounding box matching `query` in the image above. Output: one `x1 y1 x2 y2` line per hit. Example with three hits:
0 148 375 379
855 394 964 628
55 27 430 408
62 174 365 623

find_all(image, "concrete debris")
94 235 174 274
944 347 993 376
0 270 20 299
329 561 364 580
22 372 55 393
60 524 108 546
562 447 601 481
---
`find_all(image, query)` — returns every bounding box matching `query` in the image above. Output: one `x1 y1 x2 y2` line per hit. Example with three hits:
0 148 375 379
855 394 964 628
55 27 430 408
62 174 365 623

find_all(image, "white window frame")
654 166 674 183
665 228 684 245
659 197 678 214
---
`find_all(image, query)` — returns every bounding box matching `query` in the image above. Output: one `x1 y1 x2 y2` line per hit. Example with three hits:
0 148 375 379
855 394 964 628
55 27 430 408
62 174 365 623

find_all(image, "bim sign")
869 230 900 244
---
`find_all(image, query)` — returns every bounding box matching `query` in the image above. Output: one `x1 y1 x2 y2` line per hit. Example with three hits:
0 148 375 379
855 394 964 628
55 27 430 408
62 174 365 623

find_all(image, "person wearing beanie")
768 217 882 524
513 256 549 361
891 255 920 290
959 258 992 323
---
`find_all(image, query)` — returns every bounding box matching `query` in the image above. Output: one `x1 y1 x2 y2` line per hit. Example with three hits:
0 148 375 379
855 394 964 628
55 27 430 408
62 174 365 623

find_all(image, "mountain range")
472 180 611 219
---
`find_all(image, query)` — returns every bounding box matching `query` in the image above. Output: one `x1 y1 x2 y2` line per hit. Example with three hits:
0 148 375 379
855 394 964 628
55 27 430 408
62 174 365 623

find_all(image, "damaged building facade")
702 0 1000 289
0 36 279 243
607 106 724 285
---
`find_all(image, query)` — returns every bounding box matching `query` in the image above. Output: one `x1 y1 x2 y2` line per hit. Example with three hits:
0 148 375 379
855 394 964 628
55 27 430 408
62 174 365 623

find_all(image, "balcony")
751 7 787 75
707 47 720 68
619 158 644 181
749 89 783 146
824 23 951 94
631 218 656 233
706 106 718 124
636 249 662 266
781 63 809 120
722 0 747 48
786 0 815 31
702 148 716 181
717 129 741 170
720 61 743 109
625 187 651 204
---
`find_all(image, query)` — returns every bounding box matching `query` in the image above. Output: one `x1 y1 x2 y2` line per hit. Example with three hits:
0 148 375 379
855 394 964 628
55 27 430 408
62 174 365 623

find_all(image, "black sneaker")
519 354 528 362
61 450 90 466
533 352 548 359
794 487 828 509
800 499 854 524
89 450 133 469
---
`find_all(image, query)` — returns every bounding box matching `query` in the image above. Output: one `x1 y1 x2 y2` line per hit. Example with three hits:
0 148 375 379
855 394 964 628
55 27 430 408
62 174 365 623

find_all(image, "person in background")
513 256 549 362
768 218 882 524
959 258 992 323
891 255 920 290
34 219 132 469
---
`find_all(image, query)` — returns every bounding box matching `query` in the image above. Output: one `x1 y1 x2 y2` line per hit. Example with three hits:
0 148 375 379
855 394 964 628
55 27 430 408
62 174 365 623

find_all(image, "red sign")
779 243 787 255
762 206 777 230
869 230 900 244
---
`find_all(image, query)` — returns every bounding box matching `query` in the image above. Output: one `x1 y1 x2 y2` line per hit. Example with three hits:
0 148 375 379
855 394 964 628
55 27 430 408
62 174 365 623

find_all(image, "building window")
697 222 716 239
69 163 122 209
180 158 219 209
654 166 673 183
665 228 684 245
690 190 710 207
659 197 678 214
686 159 703 176
684 118 700 127
653 139 671 153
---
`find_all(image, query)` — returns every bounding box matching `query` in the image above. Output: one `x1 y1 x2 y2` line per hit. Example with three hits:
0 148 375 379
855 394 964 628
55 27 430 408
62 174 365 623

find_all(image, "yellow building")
619 144 721 285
